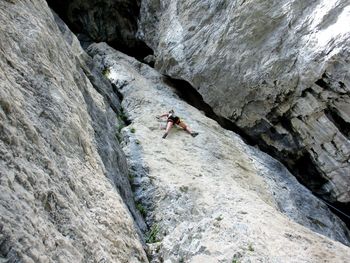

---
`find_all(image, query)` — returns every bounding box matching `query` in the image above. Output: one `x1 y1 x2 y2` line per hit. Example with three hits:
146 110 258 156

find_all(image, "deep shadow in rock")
325 108 350 139
46 0 153 60
163 76 257 146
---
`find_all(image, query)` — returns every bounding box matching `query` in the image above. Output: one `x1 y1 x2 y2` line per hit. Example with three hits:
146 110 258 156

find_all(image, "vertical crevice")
325 107 350 139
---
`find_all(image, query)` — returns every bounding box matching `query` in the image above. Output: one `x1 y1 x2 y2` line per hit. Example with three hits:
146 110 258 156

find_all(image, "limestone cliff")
138 0 350 205
88 42 350 262
2 0 350 262
0 1 146 262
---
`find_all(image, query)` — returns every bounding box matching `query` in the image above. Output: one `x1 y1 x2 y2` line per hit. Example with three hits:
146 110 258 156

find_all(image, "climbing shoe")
191 132 199 137
162 133 168 139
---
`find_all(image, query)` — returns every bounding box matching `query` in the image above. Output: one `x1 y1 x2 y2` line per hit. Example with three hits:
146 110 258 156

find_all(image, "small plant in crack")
115 123 125 143
115 132 122 143
179 185 188 193
102 67 110 77
215 215 223 221
136 202 147 217
128 173 135 182
232 252 243 262
130 127 136 133
119 107 130 125
115 106 131 143
146 224 160 243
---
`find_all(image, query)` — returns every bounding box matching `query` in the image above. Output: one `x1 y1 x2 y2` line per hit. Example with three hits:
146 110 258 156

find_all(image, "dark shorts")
167 116 180 124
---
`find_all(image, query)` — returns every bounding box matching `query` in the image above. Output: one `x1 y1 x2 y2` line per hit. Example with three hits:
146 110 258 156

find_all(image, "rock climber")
156 109 199 139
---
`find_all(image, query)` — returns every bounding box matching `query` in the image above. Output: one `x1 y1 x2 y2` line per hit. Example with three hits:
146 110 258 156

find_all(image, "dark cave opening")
46 0 153 60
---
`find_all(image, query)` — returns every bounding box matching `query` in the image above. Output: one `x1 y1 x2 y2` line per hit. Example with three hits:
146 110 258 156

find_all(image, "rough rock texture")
47 0 151 57
138 0 350 204
0 1 147 262
89 42 350 262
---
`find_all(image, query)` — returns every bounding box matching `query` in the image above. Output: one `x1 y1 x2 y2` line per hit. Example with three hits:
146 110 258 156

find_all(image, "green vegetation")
128 173 134 182
130 127 136 133
136 202 146 217
248 243 254 252
117 123 124 133
215 215 223 221
115 132 122 143
231 252 242 262
115 108 128 143
146 224 160 243
179 185 189 193
119 107 128 123
102 67 110 77
115 122 125 142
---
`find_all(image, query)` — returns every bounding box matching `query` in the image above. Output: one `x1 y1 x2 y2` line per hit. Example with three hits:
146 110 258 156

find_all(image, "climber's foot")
191 132 199 138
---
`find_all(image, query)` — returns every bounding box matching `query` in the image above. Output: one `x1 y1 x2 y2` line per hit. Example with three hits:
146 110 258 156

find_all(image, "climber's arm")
156 113 168 119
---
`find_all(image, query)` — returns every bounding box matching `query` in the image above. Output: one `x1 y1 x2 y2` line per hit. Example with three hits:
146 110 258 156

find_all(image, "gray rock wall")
138 0 350 204
88 42 350 262
0 1 146 262
1 0 349 261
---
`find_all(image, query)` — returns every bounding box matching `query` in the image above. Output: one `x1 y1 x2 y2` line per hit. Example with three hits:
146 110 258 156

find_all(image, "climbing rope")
318 198 350 220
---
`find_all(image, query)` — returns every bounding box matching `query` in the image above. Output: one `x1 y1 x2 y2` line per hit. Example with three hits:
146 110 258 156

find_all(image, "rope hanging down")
319 198 350 220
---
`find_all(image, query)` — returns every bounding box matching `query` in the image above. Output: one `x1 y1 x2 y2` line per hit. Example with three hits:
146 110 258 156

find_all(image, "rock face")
47 0 151 57
2 0 350 262
138 0 350 204
0 1 146 262
89 42 350 262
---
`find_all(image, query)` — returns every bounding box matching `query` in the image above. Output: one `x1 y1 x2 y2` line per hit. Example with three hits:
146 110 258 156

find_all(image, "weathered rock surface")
0 1 146 262
89 42 350 262
138 0 350 204
47 0 151 57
